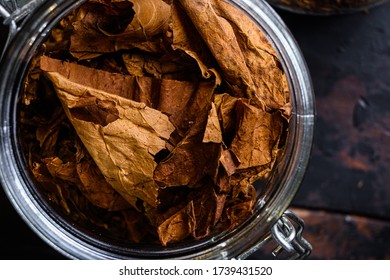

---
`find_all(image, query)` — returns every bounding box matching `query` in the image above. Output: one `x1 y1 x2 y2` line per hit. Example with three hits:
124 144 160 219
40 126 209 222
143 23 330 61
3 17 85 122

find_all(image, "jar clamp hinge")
0 0 45 61
271 210 312 259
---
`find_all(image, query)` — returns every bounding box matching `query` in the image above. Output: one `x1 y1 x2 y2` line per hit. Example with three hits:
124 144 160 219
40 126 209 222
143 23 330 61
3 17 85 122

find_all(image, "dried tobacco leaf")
42 61 176 209
221 180 257 230
75 139 131 211
70 0 171 60
122 52 198 80
153 94 221 189
169 1 221 82
21 0 291 247
203 103 223 144
230 100 284 170
157 200 196 246
178 0 289 111
155 180 226 245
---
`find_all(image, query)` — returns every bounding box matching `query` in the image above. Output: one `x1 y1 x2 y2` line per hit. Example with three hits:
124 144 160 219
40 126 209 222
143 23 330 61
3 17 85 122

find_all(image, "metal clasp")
271 210 312 259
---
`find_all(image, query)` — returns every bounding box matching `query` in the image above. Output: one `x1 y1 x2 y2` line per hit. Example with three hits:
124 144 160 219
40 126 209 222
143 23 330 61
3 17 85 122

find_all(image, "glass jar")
0 0 315 259
266 0 388 15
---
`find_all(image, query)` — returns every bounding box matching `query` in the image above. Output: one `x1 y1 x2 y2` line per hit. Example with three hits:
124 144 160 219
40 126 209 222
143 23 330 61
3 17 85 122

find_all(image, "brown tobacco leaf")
203 102 223 144
40 56 214 116
42 66 175 209
192 183 226 238
122 52 198 80
157 201 196 246
213 93 239 145
35 107 67 157
219 149 241 177
167 80 217 138
154 97 221 188
32 162 72 214
228 100 285 177
170 1 221 82
41 148 130 211
70 0 171 60
40 56 219 145
178 0 289 111
156 179 226 244
43 157 79 184
40 55 161 103
214 94 285 181
222 180 257 230
75 139 131 211
154 134 222 189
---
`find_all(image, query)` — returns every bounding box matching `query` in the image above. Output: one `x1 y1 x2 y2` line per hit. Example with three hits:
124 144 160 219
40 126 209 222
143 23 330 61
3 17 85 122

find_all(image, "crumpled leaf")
170 1 221 82
40 55 214 117
203 102 223 144
213 93 239 142
41 59 176 209
221 180 256 230
230 100 284 169
122 52 199 80
40 142 130 211
167 80 217 138
32 162 72 214
35 107 67 157
219 149 241 177
155 178 227 244
75 139 131 211
178 0 289 111
154 96 221 188
43 157 79 184
192 182 226 238
70 0 171 60
157 200 196 246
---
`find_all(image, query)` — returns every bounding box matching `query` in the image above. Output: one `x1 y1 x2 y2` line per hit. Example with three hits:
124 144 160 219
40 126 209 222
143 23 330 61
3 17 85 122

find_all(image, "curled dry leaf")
157 200 196 246
122 52 198 80
42 58 175 209
178 0 289 111
230 100 284 170
70 0 171 59
75 139 131 211
170 1 221 82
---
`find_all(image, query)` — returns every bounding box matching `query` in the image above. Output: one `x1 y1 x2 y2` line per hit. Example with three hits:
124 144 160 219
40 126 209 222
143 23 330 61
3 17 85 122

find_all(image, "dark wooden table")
1 1 390 260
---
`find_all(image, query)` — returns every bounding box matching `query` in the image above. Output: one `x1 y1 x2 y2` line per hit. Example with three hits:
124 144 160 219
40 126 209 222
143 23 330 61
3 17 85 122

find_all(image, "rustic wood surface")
1 1 389 260
279 2 390 259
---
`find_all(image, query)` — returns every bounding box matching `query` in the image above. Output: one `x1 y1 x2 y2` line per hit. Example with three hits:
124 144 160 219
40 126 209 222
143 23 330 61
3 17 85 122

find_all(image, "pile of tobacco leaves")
19 0 290 246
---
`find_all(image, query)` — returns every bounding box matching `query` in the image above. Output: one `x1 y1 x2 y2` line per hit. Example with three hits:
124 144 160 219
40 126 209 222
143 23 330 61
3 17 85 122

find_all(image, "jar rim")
0 0 315 259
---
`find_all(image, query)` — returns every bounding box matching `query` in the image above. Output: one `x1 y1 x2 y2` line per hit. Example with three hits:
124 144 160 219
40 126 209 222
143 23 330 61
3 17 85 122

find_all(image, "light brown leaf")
230 100 284 170
70 0 171 60
170 1 221 82
222 180 256 230
157 201 196 246
192 182 226 239
203 102 223 144
75 140 131 211
178 0 289 111
122 52 199 80
154 99 221 188
42 66 175 209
